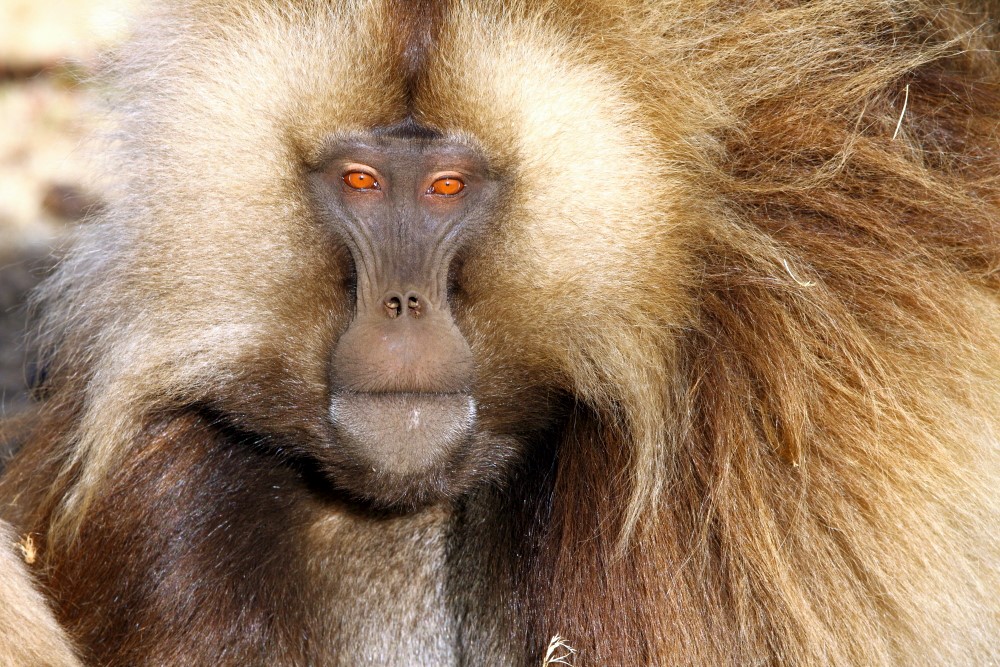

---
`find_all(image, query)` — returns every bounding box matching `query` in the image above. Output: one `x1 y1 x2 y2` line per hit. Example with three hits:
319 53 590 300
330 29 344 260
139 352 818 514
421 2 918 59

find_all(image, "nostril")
384 295 402 318
381 291 428 319
407 293 423 318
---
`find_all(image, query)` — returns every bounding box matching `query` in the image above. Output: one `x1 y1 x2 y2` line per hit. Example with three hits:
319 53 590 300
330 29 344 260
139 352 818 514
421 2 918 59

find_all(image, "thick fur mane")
5 1 998 664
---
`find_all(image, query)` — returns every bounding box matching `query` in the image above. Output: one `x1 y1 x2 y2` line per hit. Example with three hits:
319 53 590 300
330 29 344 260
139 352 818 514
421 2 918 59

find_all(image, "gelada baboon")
1 0 999 664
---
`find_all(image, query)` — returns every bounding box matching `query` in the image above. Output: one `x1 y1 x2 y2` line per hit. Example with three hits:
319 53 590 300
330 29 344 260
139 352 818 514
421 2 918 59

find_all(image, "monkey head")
36 3 690 515
8 2 1000 664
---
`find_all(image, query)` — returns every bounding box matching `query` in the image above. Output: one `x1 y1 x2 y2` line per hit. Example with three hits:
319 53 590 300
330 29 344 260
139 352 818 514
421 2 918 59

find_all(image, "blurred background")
0 0 136 416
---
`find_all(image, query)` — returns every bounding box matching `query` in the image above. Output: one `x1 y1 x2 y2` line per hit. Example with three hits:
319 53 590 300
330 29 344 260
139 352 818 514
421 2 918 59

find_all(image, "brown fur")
1 0 999 664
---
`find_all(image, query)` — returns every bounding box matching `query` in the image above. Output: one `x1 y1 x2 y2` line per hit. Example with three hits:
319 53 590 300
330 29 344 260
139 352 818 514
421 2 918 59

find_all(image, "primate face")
299 126 514 507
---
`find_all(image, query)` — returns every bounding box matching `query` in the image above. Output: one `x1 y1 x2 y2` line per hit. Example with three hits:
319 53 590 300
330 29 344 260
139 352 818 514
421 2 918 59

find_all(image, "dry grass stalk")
542 634 577 666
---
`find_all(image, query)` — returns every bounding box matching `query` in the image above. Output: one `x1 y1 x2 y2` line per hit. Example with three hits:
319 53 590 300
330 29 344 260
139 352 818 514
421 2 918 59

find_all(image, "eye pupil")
431 177 464 196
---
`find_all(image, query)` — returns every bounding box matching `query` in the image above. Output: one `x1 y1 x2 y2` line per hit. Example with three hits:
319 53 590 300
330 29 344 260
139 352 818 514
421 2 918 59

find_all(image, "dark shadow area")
0 245 54 418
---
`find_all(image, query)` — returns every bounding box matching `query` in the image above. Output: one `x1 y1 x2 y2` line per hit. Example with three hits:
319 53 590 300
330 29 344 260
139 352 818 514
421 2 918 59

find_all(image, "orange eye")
429 177 464 196
343 171 379 190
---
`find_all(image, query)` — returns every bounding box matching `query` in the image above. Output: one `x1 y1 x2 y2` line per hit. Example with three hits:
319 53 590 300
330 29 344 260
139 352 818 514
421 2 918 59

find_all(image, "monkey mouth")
328 392 477 478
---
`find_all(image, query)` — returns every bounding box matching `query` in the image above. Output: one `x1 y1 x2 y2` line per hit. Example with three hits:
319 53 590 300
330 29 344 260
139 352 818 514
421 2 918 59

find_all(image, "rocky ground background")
0 0 135 415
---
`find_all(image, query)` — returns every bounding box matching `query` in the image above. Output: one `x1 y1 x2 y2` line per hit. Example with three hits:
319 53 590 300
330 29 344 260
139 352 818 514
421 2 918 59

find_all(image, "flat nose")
382 290 426 319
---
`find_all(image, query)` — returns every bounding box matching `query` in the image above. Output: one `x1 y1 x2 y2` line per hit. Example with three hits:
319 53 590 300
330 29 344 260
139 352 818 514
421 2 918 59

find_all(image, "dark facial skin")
308 128 503 509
